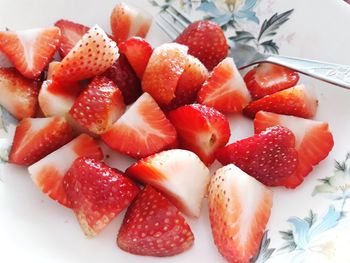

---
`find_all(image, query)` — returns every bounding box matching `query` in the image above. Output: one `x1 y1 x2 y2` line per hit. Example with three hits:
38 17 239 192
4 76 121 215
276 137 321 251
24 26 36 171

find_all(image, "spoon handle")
265 55 350 90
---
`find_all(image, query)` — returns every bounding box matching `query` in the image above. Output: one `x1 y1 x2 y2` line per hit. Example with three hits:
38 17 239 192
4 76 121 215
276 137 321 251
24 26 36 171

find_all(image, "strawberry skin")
103 54 142 104
54 19 89 58
52 25 119 82
243 84 318 118
110 2 152 43
142 43 189 106
0 27 60 79
175 20 228 70
198 57 251 113
117 185 194 257
101 93 177 158
0 67 39 120
254 111 334 188
244 63 300 99
63 157 139 237
118 36 153 79
208 164 273 263
9 116 73 166
126 149 210 217
165 55 208 111
168 104 230 165
69 76 125 135
29 134 103 207
216 126 299 187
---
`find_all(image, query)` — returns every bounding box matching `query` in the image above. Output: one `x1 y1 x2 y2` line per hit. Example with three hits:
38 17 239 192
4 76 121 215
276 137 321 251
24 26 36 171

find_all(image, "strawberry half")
126 149 210 217
69 76 125 135
9 116 73 166
244 63 300 99
110 2 152 43
142 43 188 106
52 25 119 82
63 157 139 237
197 57 251 113
168 104 230 165
103 54 142 104
117 185 194 257
0 67 39 120
54 19 89 58
254 111 334 188
29 134 103 207
208 164 273 263
243 84 318 118
216 126 299 187
175 20 228 70
165 55 208 111
0 27 60 79
101 93 177 158
118 36 153 79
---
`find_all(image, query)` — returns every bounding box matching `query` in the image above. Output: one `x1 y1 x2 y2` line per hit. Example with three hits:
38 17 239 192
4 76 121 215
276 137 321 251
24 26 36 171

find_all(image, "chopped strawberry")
69 76 125 135
9 116 73 166
197 57 251 113
110 2 152 43
216 126 299 187
63 157 139 237
52 25 119 82
243 84 318 118
29 134 103 207
117 185 194 256
142 43 188 106
101 93 177 158
254 111 334 188
126 149 210 217
118 36 153 79
244 63 300 99
175 20 228 70
165 55 208 111
0 27 60 79
103 54 142 104
54 19 89 58
208 164 273 263
168 104 230 165
0 67 39 120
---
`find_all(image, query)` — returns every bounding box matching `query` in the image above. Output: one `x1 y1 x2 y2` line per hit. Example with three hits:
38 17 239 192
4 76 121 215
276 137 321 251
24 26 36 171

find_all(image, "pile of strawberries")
0 2 334 262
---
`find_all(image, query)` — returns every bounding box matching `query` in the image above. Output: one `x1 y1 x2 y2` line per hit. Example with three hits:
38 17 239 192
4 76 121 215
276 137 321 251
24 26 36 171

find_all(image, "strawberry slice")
103 54 142 104
117 185 194 257
0 67 39 120
197 57 251 113
54 19 89 58
126 149 210 217
9 116 73 166
168 104 230 165
244 63 300 99
69 76 125 135
216 126 299 187
142 43 188 106
118 36 153 79
29 134 103 207
254 111 334 188
243 84 318 118
110 2 152 43
63 157 139 237
101 93 177 158
39 61 83 117
0 27 60 79
208 164 273 263
52 25 119 82
175 20 228 70
165 55 208 111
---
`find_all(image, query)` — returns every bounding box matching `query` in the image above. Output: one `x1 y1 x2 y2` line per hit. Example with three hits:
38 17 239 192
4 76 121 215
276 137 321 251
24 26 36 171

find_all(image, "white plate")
1 0 350 262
